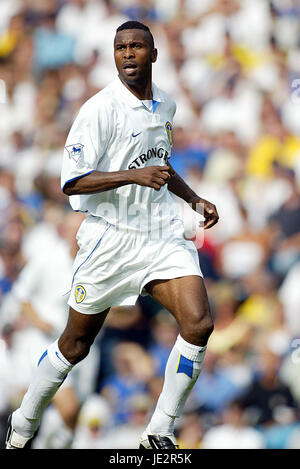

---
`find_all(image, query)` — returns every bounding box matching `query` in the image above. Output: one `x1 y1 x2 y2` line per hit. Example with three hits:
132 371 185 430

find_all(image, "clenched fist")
130 165 171 191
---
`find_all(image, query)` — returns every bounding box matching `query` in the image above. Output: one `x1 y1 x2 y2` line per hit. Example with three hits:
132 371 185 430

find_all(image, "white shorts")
68 215 202 314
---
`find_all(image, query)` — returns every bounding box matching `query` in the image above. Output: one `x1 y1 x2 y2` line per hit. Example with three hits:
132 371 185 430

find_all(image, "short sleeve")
61 98 110 191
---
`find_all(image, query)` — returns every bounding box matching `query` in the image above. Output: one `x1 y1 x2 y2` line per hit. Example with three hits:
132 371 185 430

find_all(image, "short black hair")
116 21 154 49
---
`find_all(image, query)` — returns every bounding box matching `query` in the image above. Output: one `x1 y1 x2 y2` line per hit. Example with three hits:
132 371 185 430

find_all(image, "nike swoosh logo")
132 132 142 138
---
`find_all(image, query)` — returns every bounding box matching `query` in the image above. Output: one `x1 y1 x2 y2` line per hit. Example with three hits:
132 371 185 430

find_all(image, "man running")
6 20 218 450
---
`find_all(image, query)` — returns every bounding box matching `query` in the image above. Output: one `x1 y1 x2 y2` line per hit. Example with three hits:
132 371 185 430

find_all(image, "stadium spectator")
201 399 266 449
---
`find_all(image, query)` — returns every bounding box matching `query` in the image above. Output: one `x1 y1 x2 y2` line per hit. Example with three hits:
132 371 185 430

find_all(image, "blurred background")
1 0 300 450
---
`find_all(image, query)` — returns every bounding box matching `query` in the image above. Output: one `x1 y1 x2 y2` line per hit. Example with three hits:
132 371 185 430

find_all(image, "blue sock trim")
37 350 48 367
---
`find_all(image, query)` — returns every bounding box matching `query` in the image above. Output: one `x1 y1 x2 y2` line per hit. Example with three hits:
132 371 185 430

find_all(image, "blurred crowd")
1 0 300 450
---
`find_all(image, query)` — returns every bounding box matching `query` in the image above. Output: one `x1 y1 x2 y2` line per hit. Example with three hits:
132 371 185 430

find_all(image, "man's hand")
130 165 171 191
190 196 219 230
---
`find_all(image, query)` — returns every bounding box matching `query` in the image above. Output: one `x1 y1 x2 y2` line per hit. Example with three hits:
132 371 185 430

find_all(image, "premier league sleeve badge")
65 143 84 163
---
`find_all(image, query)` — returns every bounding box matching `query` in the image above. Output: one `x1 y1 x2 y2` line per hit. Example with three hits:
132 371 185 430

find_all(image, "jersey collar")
114 77 164 109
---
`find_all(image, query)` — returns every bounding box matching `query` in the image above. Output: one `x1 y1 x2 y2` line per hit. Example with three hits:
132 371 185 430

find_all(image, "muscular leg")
11 307 109 442
145 275 214 346
143 275 213 441
59 306 110 364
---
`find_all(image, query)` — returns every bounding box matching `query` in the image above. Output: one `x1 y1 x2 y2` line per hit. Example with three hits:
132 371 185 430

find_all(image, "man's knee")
181 309 214 346
58 335 93 365
198 315 214 343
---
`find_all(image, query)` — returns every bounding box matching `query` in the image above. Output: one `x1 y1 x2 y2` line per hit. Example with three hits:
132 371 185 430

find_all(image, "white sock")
149 334 206 435
12 340 73 438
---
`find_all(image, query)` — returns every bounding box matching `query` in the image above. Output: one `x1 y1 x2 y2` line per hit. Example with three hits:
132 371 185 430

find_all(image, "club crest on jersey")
75 285 86 303
165 121 173 146
65 144 84 163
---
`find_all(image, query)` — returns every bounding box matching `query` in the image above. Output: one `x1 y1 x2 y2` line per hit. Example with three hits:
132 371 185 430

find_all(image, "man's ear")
151 48 158 63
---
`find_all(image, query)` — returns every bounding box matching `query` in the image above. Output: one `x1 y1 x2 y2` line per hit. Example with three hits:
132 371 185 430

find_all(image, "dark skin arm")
63 165 171 195
63 163 219 230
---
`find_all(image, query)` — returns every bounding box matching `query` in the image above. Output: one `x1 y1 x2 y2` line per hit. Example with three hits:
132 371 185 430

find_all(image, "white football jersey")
61 77 181 231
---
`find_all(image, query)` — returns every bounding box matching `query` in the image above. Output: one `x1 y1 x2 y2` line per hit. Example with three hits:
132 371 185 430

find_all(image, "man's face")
114 29 157 86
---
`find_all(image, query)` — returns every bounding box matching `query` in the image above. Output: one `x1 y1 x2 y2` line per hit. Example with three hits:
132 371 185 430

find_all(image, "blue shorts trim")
71 222 112 287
